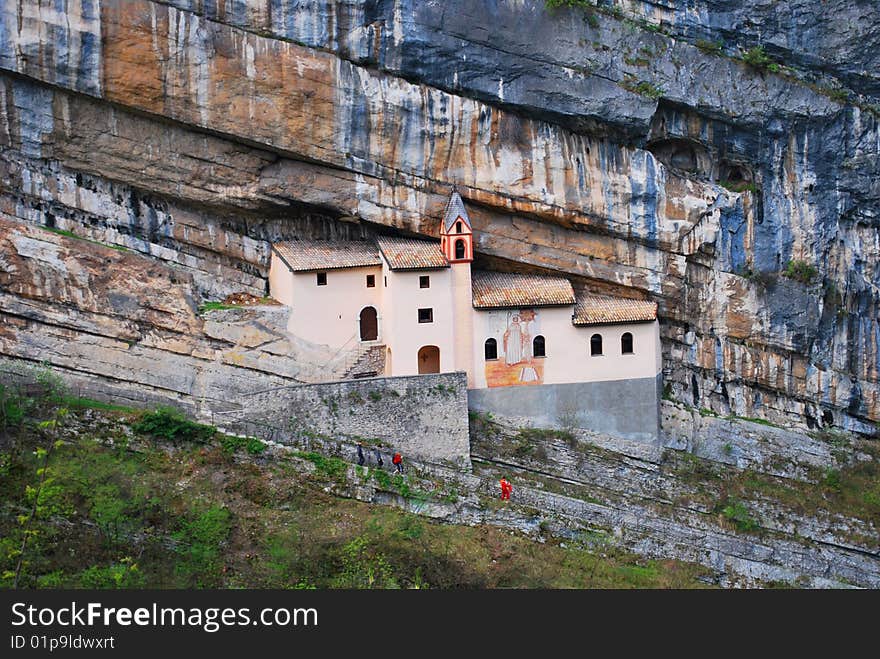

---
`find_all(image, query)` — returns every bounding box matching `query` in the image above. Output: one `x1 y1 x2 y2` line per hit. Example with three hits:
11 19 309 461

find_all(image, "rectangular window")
384 276 387 287
366 274 376 288
419 275 430 289
316 272 327 286
418 308 433 323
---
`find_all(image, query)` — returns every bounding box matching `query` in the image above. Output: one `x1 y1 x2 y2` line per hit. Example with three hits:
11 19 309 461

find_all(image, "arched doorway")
417 345 440 374
359 306 378 341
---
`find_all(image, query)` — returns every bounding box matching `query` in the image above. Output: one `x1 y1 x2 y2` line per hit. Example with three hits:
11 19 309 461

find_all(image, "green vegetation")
545 0 591 8
741 45 780 73
59 397 136 414
0 383 26 432
0 393 715 589
173 506 233 587
219 435 267 456
42 226 129 252
131 406 216 443
695 39 724 56
725 414 780 428
295 451 348 481
198 296 276 314
624 55 650 67
621 77 665 99
782 260 818 285
718 499 759 532
513 426 577 456
817 86 849 104
198 301 238 313
736 266 777 289
720 180 758 194
668 442 880 537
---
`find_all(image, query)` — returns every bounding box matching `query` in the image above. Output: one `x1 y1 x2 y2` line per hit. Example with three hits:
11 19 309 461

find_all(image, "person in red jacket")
500 477 512 501
392 452 403 473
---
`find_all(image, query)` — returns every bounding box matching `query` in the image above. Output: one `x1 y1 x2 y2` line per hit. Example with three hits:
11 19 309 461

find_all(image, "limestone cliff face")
0 1 878 434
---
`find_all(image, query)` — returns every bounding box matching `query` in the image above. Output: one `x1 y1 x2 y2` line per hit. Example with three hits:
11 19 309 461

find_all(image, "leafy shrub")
822 468 842 491
78 560 144 588
0 384 25 431
132 406 215 443
331 536 399 589
89 483 132 548
741 46 780 73
296 452 347 481
719 500 759 532
621 78 664 99
782 260 818 285
219 435 267 455
372 469 392 490
173 506 232 587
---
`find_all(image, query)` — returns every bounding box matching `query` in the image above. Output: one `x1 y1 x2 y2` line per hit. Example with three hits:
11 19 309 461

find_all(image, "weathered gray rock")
1 0 877 436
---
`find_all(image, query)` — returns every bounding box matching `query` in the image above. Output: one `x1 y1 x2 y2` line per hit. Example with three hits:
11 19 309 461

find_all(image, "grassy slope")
0 402 713 589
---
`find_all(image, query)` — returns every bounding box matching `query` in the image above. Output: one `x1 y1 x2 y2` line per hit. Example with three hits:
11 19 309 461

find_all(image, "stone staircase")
343 344 386 379
324 342 385 380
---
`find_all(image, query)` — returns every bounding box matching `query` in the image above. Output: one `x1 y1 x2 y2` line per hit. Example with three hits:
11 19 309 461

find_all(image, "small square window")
316 272 327 286
366 274 376 288
419 275 430 289
418 308 433 323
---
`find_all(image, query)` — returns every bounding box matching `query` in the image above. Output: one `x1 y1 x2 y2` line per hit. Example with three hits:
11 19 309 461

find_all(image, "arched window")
484 338 498 360
533 335 546 358
456 221 463 234
590 333 603 356
621 332 634 354
454 239 466 260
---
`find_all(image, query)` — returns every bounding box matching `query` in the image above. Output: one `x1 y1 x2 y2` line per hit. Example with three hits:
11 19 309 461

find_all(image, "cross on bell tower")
440 189 473 263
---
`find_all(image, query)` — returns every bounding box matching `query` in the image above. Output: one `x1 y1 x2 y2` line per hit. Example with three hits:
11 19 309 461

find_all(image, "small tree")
12 407 68 588
742 46 780 73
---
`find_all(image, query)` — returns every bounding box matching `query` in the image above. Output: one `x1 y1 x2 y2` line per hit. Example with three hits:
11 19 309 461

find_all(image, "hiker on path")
374 447 384 468
499 477 512 501
357 442 365 466
392 452 403 473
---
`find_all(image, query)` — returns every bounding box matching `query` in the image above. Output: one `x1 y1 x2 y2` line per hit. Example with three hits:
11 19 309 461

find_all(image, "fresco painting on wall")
485 308 544 387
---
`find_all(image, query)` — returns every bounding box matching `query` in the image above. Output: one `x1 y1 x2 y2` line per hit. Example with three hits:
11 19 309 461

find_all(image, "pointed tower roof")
442 190 471 232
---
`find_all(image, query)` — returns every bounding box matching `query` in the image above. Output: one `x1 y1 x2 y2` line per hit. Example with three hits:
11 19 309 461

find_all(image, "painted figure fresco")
485 308 544 387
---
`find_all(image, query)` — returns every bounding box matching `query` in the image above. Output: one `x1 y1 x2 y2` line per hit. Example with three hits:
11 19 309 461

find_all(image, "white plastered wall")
382 263 456 376
470 306 661 389
285 265 383 349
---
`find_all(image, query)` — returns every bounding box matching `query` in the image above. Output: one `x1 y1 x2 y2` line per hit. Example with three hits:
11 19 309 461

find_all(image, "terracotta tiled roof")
442 191 471 232
377 236 449 270
472 270 576 309
273 241 381 272
572 294 657 325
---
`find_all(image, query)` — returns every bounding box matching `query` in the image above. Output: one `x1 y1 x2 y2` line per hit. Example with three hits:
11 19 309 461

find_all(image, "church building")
268 192 663 441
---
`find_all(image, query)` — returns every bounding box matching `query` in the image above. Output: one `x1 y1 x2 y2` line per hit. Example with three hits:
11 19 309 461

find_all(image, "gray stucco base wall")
468 374 663 443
